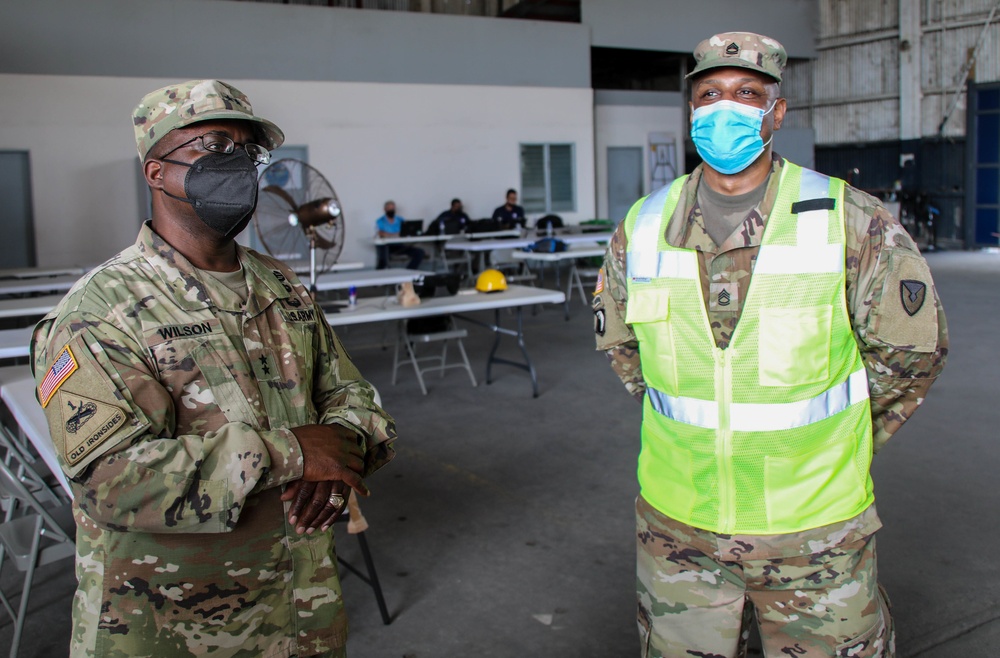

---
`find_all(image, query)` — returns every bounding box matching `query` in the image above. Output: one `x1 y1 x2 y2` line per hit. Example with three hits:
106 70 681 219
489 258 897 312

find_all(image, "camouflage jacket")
594 155 948 559
32 222 396 657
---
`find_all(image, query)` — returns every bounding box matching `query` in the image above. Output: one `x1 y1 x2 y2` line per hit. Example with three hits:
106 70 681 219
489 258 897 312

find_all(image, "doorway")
0 151 36 269
607 146 643 223
967 83 1000 248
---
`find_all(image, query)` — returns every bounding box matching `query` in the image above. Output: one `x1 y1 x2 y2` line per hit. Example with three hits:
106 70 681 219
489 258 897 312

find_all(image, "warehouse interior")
1 0 999 656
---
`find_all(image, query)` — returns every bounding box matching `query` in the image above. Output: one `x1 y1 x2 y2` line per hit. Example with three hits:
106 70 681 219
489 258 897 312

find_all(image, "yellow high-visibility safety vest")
624 161 873 535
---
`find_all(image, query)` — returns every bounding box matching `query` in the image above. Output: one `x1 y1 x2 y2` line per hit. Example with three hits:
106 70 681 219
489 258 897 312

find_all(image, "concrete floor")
2 249 998 657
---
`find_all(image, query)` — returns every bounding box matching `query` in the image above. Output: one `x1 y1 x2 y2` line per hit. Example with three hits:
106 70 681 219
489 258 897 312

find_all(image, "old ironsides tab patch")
900 279 926 316
61 393 127 466
39 345 78 408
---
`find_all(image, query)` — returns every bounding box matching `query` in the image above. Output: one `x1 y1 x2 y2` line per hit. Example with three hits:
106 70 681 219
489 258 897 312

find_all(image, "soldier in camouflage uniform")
31 80 396 657
593 34 948 657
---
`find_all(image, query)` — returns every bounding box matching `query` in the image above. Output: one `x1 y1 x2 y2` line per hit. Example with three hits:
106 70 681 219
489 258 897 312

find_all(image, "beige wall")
0 74 595 268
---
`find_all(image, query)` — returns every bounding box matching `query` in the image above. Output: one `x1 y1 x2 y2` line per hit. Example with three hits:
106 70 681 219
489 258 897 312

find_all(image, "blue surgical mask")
690 100 775 175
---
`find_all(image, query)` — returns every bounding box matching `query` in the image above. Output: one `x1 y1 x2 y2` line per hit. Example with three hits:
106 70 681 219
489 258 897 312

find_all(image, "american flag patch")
39 345 78 408
593 268 605 295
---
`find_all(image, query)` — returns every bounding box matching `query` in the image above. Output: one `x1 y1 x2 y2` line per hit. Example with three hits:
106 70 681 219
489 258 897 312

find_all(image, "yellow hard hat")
475 269 508 293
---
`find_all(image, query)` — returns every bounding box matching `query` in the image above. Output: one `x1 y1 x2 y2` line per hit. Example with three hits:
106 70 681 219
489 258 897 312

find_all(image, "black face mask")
161 151 259 236
386 210 396 219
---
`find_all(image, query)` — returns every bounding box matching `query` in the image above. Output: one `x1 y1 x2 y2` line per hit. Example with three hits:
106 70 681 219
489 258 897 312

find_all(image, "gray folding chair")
391 316 477 395
0 457 76 658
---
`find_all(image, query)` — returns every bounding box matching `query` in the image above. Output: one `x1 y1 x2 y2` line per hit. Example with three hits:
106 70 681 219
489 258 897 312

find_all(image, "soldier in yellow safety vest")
593 33 948 658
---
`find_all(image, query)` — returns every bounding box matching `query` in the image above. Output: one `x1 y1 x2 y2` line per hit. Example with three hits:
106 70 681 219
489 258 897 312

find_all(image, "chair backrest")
427 215 466 236
0 425 65 508
0 458 74 545
535 214 564 235
0 374 74 500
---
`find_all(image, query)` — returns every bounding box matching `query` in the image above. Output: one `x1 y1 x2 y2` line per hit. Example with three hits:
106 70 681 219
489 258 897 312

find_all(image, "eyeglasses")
164 133 271 165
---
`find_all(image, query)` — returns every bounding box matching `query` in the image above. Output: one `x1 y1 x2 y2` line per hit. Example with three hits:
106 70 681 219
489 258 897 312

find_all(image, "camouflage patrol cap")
132 80 285 160
688 32 787 83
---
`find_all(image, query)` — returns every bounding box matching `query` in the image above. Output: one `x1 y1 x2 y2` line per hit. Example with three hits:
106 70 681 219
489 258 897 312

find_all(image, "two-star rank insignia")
900 280 926 316
252 352 279 381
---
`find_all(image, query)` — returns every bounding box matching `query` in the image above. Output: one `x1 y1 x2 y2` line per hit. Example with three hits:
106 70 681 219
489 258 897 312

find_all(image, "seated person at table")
491 188 526 229
431 198 470 235
376 200 424 270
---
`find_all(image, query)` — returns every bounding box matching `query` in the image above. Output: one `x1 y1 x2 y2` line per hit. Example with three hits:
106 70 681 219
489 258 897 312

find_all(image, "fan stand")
308 234 318 299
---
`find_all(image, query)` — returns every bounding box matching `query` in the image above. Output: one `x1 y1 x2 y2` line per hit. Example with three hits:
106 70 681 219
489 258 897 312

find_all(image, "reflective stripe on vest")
755 169 844 275
630 169 844 278
647 367 868 431
628 182 690 281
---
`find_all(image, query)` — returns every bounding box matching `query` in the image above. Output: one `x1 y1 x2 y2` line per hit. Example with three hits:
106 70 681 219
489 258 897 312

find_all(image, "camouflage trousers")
636 497 895 658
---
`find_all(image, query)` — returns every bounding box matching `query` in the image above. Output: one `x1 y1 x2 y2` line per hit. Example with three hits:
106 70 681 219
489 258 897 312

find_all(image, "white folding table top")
554 231 613 244
324 284 564 327
0 293 65 320
445 237 535 252
0 266 89 280
373 234 453 245
0 327 33 360
510 245 607 262
288 260 365 275
0 274 81 296
313 268 425 291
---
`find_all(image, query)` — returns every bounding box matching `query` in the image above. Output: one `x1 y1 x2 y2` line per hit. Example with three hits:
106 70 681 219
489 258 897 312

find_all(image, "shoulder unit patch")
62 394 127 466
900 279 926 316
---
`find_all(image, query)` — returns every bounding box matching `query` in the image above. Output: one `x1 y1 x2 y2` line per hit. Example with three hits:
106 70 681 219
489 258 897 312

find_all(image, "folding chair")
0 427 65 517
568 262 601 306
391 316 477 395
0 458 76 658
0 368 72 505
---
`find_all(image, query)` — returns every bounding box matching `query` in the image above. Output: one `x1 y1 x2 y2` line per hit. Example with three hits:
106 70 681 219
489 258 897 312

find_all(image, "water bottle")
348 285 357 307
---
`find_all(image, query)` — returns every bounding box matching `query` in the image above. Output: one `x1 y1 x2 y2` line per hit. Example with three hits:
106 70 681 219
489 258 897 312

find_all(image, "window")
520 143 575 214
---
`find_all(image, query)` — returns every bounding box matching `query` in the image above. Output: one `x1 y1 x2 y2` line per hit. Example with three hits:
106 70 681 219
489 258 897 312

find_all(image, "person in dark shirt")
432 198 471 234
491 188 526 229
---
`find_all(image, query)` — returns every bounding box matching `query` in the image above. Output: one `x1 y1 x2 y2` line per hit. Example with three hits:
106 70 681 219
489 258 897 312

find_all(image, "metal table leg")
457 307 539 397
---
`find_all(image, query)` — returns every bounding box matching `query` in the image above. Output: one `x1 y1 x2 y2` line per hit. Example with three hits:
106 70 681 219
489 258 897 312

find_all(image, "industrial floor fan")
253 158 345 293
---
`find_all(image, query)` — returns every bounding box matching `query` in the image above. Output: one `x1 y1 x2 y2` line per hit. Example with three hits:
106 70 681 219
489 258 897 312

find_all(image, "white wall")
594 102 685 220
0 74 595 268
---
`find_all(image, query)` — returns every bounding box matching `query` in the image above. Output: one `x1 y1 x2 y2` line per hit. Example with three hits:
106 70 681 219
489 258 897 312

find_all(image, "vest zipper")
715 347 735 533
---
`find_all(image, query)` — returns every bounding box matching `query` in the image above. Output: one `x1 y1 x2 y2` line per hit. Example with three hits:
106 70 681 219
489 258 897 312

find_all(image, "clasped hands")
281 424 368 535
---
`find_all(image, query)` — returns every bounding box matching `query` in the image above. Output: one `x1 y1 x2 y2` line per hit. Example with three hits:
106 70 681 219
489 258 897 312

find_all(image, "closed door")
608 147 643 223
0 151 35 268
968 84 1000 247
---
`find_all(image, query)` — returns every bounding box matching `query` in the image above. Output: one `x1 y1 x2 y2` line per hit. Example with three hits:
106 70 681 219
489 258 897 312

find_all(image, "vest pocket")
763 435 863 531
758 305 832 387
639 434 695 522
626 287 678 396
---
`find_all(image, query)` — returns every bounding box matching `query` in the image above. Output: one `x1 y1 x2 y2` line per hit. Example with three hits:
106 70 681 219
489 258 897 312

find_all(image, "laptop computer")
400 219 424 237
